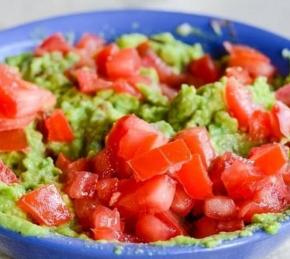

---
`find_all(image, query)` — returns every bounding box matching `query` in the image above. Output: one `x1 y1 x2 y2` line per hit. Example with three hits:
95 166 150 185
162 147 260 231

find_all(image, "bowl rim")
0 8 290 256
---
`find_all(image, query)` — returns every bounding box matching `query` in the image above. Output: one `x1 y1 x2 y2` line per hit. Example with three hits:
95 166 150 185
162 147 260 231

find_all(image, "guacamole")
0 31 289 249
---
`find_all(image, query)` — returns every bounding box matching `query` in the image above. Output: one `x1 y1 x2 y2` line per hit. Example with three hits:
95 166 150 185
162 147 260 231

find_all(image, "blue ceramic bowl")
0 9 290 259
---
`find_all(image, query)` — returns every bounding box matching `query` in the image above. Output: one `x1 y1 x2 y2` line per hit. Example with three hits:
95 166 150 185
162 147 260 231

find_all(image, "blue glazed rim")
0 9 290 257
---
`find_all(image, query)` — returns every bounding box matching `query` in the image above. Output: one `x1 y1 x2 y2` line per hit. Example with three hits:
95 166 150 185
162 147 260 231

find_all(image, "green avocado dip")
0 31 290 250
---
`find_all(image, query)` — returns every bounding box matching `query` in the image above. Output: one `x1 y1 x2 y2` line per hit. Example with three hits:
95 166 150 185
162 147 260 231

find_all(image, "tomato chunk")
250 144 288 175
91 205 121 230
171 184 195 216
92 149 116 179
18 184 71 226
75 33 104 56
176 154 213 200
0 114 35 132
271 101 290 138
55 153 71 172
44 109 74 143
64 171 98 199
276 84 290 107
225 67 252 85
112 79 141 98
0 129 27 152
0 160 18 184
92 227 120 241
96 44 119 77
106 48 141 80
204 196 237 220
217 219 244 232
248 110 272 141
175 127 215 168
35 33 71 56
95 178 119 206
193 216 219 238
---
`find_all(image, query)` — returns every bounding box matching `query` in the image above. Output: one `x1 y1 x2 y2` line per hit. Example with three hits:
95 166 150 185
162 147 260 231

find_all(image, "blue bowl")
0 9 290 259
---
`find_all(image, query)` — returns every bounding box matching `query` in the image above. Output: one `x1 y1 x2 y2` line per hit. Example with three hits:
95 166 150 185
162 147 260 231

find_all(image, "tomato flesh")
0 160 18 184
171 184 195 216
0 129 27 152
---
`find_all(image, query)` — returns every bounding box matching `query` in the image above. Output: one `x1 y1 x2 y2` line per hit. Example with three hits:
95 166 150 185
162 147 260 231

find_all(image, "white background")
0 1 289 258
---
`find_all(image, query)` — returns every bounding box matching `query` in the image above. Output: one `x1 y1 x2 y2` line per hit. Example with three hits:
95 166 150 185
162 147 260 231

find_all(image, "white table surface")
0 1 289 258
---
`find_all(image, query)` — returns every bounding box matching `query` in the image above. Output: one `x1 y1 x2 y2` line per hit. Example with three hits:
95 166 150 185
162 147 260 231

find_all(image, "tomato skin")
92 227 120 241
112 79 142 98
225 77 256 130
189 55 220 84
64 171 98 199
0 160 18 184
44 109 74 143
225 67 253 85
276 84 290 107
224 42 275 79
55 153 72 172
271 101 290 138
193 216 219 238
135 214 175 242
18 184 71 226
217 219 244 232
176 154 213 200
35 33 71 56
66 158 90 176
92 149 116 179
171 184 195 217
95 178 119 206
204 196 237 220
96 44 119 77
106 48 141 80
175 127 215 168
0 129 27 152
75 33 104 56
250 144 288 176
248 110 272 141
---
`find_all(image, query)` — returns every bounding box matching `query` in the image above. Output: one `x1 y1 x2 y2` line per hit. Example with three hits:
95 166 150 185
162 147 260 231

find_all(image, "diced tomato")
271 101 290 138
283 170 290 185
160 84 178 100
96 44 119 77
176 154 213 200
95 178 119 206
44 109 74 143
209 152 239 195
106 48 141 80
92 227 120 241
248 110 272 141
276 84 290 106
225 77 256 130
193 216 219 238
92 149 116 179
224 42 275 79
75 33 104 56
171 184 195 216
66 158 90 175
0 160 18 184
18 184 71 226
0 114 35 132
225 67 253 85
250 144 288 175
35 33 71 56
188 55 220 85
128 139 191 181
91 205 121 230
221 159 263 200
0 65 56 118
117 175 176 217
74 68 111 94
64 171 98 199
175 127 215 168
55 153 71 172
191 200 205 217
204 196 237 220
0 129 27 152
217 219 244 232
112 79 141 98
135 214 175 242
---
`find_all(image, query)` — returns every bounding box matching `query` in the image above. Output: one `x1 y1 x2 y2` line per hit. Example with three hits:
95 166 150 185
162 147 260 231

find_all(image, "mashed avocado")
0 32 288 249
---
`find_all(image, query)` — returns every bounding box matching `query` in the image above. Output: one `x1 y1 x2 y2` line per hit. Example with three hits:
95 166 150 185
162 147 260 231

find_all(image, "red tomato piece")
18 184 71 226
106 48 141 80
117 175 176 216
204 196 237 220
189 55 220 85
221 159 263 200
271 101 290 138
112 79 141 98
176 154 213 200
75 33 104 56
74 68 112 94
96 44 119 77
35 33 71 56
0 129 27 152
0 114 35 132
95 178 119 206
171 184 195 216
0 160 18 184
217 219 244 232
92 149 116 179
55 153 72 172
44 109 74 143
250 143 288 175
225 77 256 130
175 127 215 168
225 67 253 85
193 216 219 238
135 214 175 242
64 171 98 199
91 205 121 230
224 42 275 79
248 110 272 141
276 84 290 107
92 227 120 241
66 158 90 175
